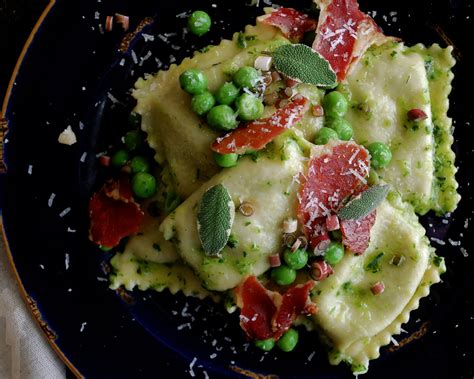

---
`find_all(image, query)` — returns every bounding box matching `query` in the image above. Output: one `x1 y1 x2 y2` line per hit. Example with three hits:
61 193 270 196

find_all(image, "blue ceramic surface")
1 0 473 378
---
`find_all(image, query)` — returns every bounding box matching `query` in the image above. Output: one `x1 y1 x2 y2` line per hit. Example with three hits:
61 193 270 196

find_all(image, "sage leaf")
338 185 390 220
197 184 235 257
273 44 337 88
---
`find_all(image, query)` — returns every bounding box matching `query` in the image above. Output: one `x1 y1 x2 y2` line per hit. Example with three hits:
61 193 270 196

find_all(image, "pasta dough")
312 193 444 373
160 138 305 291
345 42 458 214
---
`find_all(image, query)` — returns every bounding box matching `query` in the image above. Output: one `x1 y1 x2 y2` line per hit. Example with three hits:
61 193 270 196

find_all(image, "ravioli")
312 193 444 373
109 249 216 301
133 22 290 198
345 42 458 214
160 138 305 291
99 4 460 376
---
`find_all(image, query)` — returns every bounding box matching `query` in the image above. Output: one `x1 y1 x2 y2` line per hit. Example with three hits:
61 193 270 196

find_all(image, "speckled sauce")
2 0 473 378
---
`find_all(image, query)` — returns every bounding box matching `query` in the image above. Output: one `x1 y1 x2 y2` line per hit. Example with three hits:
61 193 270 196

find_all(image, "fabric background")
0 238 65 379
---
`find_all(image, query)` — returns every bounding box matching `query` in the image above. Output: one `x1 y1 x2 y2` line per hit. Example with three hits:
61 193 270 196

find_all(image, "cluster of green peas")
315 91 392 169
110 114 157 199
254 328 300 353
270 238 344 287
179 66 265 168
254 235 346 352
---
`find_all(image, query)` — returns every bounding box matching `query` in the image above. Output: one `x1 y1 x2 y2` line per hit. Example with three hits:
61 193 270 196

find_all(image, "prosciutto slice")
312 0 392 81
89 177 144 248
258 7 317 42
235 276 316 341
297 142 370 251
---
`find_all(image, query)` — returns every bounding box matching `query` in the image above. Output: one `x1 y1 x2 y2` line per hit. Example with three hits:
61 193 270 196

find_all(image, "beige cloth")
0 237 65 379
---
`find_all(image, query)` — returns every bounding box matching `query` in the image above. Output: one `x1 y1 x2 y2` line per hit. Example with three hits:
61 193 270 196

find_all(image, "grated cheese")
142 33 155 42
48 193 56 207
430 237 445 245
131 50 138 64
177 323 191 330
58 126 77 145
59 207 71 218
348 148 360 164
189 357 197 377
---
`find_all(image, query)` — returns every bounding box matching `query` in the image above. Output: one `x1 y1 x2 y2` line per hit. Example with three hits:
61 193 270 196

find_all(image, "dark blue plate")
1 0 473 378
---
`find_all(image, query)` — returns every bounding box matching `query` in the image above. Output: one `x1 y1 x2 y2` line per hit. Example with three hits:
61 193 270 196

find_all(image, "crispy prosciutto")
297 142 371 252
89 177 144 248
312 0 392 81
236 276 279 340
273 281 317 339
211 96 309 155
235 276 316 341
341 210 377 254
258 8 317 42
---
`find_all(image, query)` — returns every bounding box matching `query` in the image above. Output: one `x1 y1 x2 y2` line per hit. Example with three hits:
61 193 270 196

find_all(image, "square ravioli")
312 194 444 373
344 42 458 214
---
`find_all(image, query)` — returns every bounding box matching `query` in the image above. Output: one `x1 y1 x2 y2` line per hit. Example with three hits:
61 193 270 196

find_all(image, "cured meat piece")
273 281 317 339
211 96 309 155
341 210 376 254
325 214 340 231
258 7 317 42
236 276 280 340
298 142 370 249
89 177 144 248
235 276 316 341
312 0 391 81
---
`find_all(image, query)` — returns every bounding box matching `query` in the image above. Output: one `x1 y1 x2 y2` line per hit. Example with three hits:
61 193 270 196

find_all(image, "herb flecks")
197 184 235 257
366 252 385 273
273 44 337 88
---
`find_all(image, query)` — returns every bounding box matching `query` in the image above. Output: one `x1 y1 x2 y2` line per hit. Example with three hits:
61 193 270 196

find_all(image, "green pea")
326 117 353 141
277 328 299 352
215 82 240 105
271 265 296 286
233 66 260 89
323 91 348 118
213 152 238 168
124 130 145 151
131 172 156 199
128 112 141 127
111 150 129 168
368 169 379 185
99 245 113 252
207 105 238 131
191 91 215 116
324 241 344 265
130 156 150 173
367 142 392 169
236 93 264 121
254 338 275 352
315 127 339 145
179 69 208 95
283 248 308 270
187 10 212 36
